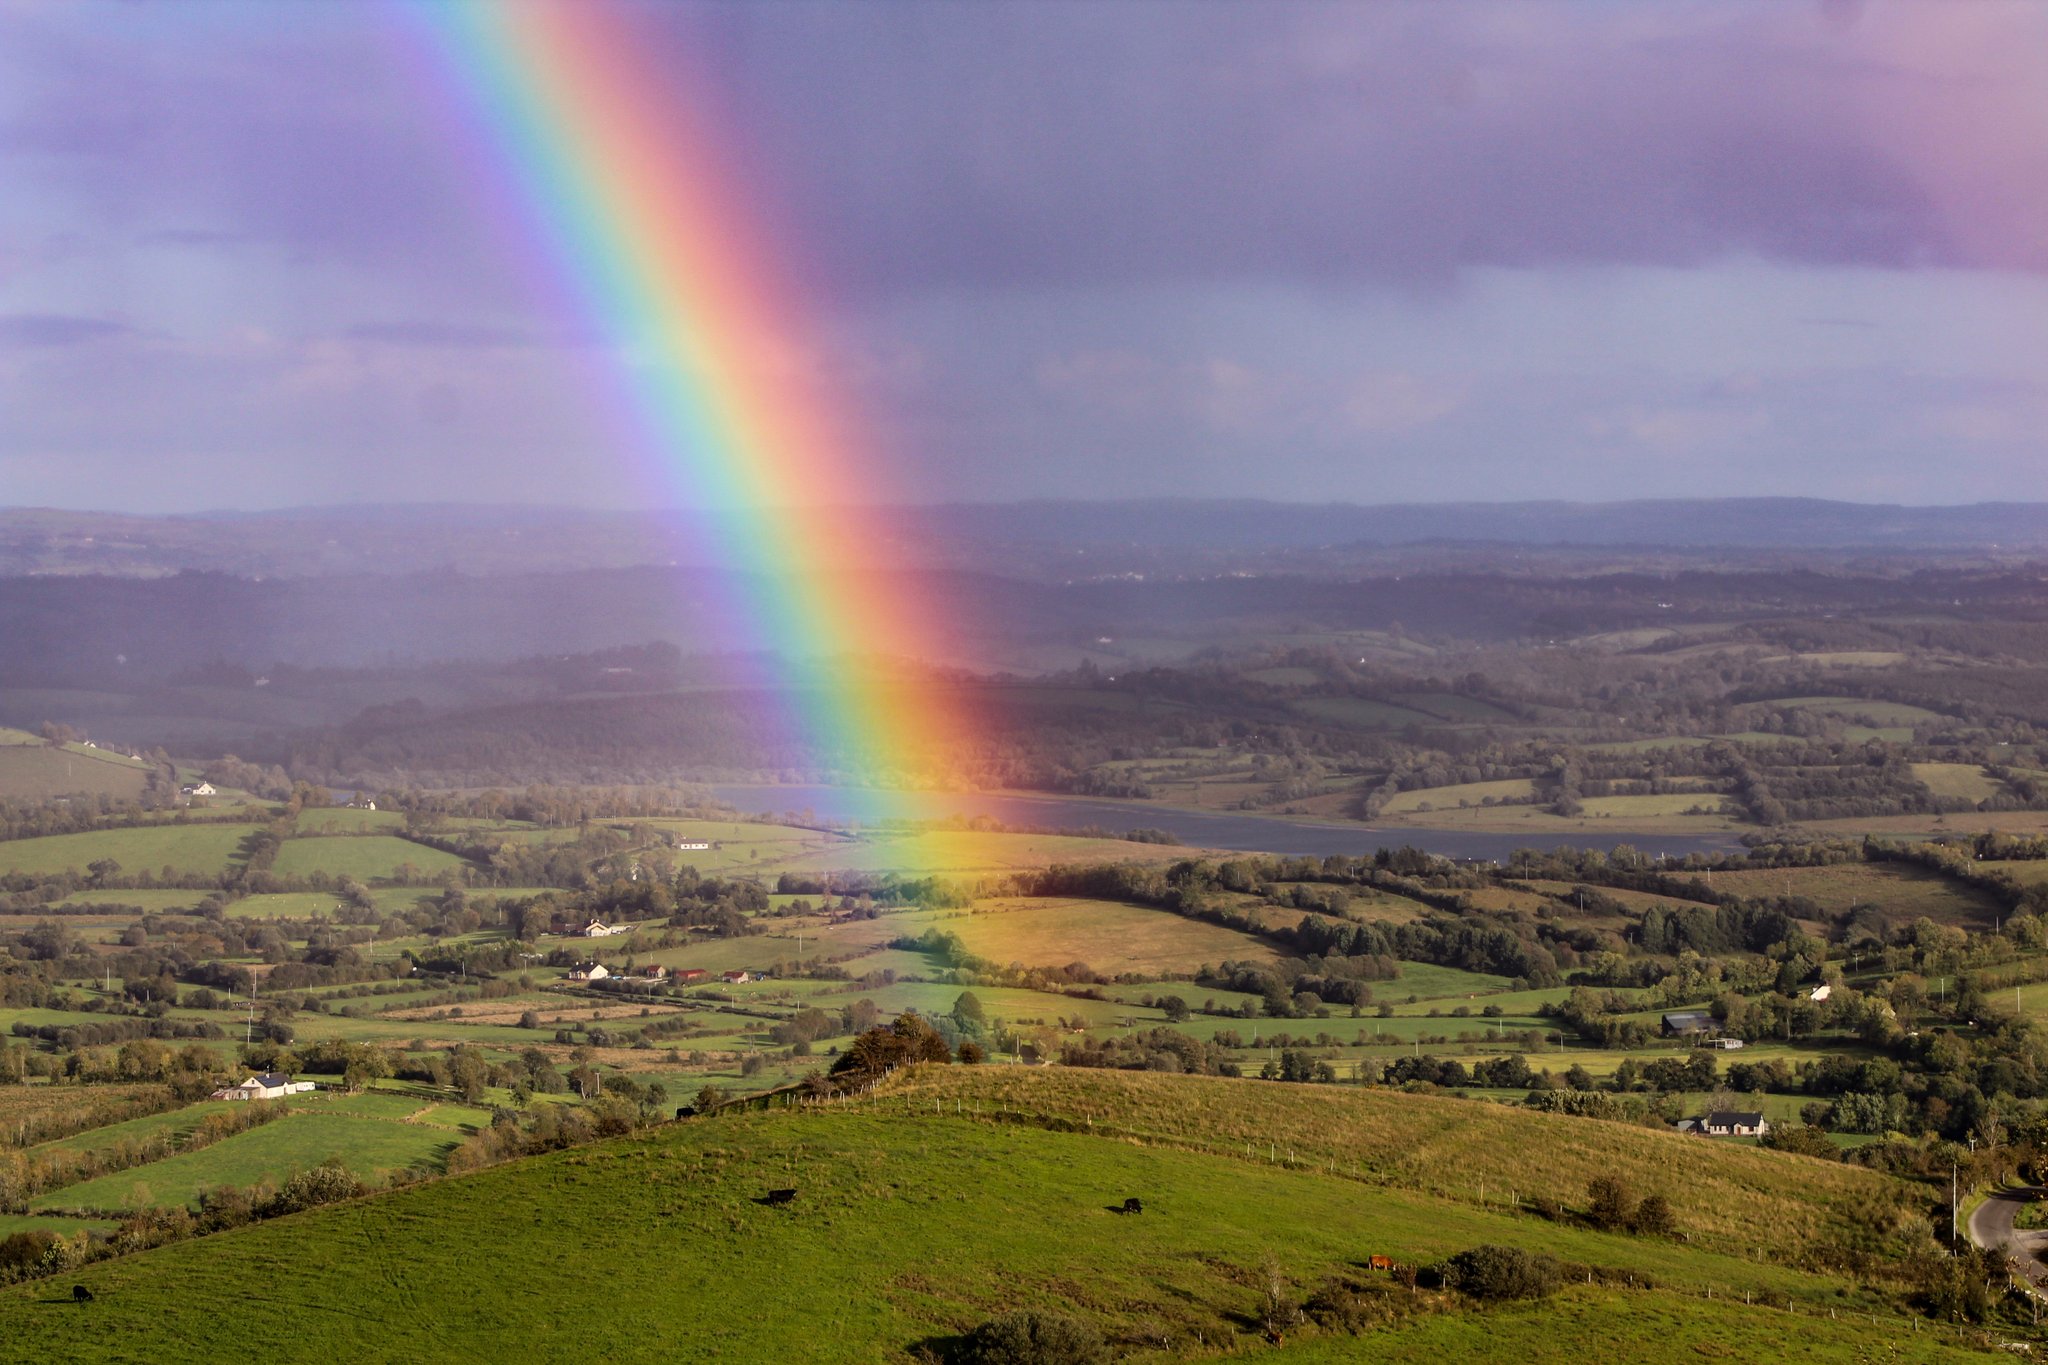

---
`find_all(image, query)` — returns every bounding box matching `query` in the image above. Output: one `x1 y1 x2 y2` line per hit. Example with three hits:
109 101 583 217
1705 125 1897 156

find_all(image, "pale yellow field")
1381 778 1535 814
1910 762 2002 803
945 896 1280 973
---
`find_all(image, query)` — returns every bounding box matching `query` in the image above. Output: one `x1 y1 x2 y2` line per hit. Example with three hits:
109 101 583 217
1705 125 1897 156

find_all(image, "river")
705 784 1742 863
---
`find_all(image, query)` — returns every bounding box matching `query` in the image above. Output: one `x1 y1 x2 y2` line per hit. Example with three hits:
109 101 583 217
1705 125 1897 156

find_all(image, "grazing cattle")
72 1285 93 1302
1367 1255 1394 1271
1119 1197 1143 1214
764 1188 797 1206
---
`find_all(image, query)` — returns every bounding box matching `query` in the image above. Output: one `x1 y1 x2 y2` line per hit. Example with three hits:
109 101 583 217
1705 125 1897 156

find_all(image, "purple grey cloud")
0 314 132 347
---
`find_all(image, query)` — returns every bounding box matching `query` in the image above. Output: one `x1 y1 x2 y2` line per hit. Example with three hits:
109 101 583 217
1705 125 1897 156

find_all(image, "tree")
828 1013 953 1088
958 1041 986 1064
1258 1255 1303 1343
1160 995 1190 1022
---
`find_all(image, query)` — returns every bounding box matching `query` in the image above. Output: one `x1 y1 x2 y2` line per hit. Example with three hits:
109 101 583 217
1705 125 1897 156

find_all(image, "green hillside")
0 1068 1991 1364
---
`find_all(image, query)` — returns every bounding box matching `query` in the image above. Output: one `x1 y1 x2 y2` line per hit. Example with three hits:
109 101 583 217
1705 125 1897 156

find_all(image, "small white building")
211 1071 315 1101
181 781 217 798
568 963 611 982
580 920 628 938
1809 984 1832 1002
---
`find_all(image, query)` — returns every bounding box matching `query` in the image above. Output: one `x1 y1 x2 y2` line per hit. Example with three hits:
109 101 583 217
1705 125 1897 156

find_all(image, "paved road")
1969 1185 2048 1288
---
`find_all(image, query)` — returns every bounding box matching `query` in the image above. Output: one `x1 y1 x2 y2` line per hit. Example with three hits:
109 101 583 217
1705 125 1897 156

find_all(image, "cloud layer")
2 0 2044 509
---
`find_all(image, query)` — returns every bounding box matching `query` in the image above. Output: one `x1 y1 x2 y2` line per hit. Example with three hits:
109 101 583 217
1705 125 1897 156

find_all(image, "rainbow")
403 1 965 815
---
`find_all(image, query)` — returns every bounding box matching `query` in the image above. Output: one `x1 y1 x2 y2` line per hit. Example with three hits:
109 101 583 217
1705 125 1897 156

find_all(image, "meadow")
26 1092 488 1215
0 824 250 879
0 1067 1973 1365
269 835 469 882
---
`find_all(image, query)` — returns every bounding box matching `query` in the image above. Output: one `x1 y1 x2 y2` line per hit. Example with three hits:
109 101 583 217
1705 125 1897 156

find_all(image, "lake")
705 784 1742 863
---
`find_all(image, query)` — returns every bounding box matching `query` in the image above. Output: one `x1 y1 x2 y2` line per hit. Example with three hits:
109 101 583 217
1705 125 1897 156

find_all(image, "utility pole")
1951 1160 1959 1246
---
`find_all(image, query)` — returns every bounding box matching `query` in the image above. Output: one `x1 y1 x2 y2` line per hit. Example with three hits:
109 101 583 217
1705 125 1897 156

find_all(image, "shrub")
1434 1245 1562 1301
1761 1124 1839 1160
957 1309 1106 1365
1629 1193 1677 1237
1586 1175 1634 1230
261 1160 364 1217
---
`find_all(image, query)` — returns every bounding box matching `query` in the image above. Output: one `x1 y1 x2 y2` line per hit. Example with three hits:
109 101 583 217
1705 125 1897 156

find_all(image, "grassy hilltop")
0 1066 1993 1365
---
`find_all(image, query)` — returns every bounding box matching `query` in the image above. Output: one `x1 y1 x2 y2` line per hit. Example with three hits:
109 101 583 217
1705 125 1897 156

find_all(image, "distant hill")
4 497 2047 578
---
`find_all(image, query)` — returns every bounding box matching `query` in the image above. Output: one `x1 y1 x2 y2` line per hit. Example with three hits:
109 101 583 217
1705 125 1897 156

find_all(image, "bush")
1629 1192 1677 1237
1586 1175 1634 1230
260 1160 364 1217
1760 1123 1839 1160
1434 1245 1562 1301
957 1309 1107 1365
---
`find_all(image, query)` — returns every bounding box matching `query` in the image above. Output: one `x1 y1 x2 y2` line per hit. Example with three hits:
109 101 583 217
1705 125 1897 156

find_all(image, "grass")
0 1067 1961 1364
0 824 251 879
269 835 471 882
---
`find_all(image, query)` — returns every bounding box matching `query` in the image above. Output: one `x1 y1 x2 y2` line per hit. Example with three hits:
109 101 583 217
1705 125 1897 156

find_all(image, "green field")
225 888 434 919
294 807 405 834
49 889 203 913
1772 697 1949 726
1293 697 1444 729
28 1105 473 1213
0 824 251 878
0 1067 1969 1364
269 835 471 882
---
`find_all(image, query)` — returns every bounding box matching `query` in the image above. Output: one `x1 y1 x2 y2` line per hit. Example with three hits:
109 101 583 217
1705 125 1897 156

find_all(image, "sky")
2 0 2046 512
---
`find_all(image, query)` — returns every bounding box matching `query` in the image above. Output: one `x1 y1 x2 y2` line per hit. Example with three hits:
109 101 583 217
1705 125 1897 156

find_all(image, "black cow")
1118 1197 1143 1215
72 1285 93 1303
764 1188 797 1206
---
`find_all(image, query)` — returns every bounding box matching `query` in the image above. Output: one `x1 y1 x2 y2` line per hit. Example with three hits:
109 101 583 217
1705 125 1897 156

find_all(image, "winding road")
1968 1185 2048 1289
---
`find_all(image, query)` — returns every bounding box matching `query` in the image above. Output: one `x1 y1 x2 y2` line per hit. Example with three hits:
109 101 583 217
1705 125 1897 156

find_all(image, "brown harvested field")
1799 811 2048 837
1459 886 1553 914
0 1082 173 1138
1518 880 1704 916
376 997 688 1026
1707 861 1998 925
